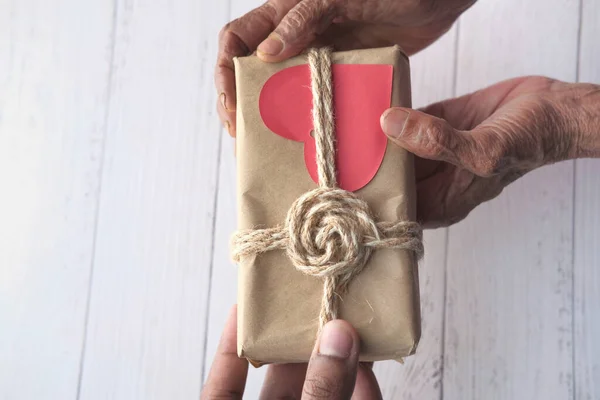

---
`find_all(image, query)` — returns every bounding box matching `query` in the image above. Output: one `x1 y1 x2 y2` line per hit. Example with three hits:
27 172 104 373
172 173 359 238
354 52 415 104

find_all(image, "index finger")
201 306 248 400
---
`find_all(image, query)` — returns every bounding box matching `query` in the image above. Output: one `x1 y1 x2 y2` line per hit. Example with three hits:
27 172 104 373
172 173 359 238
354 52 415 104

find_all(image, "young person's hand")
201 306 383 399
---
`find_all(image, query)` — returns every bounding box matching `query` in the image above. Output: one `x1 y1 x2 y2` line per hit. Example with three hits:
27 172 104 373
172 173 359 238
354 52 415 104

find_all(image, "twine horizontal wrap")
232 48 424 334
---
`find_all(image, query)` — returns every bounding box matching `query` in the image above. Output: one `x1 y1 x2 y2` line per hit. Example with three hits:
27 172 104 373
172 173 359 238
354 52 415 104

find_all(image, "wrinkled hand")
201 306 382 399
216 0 476 136
381 76 600 228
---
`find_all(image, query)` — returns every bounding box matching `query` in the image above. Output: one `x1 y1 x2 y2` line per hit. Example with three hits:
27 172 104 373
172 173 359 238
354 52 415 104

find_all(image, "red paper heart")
259 64 393 192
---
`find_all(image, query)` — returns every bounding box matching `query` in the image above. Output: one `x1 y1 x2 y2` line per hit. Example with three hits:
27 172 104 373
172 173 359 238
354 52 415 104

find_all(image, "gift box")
232 46 422 365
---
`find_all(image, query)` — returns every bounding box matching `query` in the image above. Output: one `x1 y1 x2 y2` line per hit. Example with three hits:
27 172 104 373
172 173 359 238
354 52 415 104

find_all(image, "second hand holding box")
232 46 423 365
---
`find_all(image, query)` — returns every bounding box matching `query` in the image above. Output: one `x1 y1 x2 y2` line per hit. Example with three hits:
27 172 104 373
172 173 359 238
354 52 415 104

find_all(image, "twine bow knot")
232 48 423 333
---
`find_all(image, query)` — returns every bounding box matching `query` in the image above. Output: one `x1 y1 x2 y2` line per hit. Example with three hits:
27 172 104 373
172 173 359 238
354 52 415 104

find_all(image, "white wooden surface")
0 1 113 398
444 0 579 399
76 1 228 399
575 1 600 399
0 0 598 399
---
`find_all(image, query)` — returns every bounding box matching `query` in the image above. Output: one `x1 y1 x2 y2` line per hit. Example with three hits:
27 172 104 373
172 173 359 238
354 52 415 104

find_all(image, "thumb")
381 107 504 177
257 0 337 62
301 320 360 399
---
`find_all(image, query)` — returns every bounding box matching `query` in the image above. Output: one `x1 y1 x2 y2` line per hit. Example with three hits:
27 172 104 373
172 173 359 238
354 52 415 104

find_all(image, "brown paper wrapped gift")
233 46 421 364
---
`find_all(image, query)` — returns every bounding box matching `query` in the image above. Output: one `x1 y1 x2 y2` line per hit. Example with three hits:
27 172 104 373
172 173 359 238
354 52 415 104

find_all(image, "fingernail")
381 108 410 139
257 33 284 56
220 92 227 111
319 321 353 359
225 120 231 135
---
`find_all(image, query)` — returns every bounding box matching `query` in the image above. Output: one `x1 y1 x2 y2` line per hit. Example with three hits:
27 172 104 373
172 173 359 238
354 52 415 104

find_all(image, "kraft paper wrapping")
234 46 420 364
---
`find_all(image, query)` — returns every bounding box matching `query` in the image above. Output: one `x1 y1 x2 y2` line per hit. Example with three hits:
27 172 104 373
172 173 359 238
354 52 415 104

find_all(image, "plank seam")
571 160 578 400
439 228 450 400
75 0 120 398
199 128 225 387
200 1 232 388
572 1 583 398
440 20 461 400
575 0 583 84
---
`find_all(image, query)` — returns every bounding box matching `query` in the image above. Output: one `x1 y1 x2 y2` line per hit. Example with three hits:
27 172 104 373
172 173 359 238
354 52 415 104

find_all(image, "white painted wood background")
0 0 598 399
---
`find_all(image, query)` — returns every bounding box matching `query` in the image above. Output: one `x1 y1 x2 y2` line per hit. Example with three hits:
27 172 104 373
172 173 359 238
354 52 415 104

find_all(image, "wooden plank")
0 1 114 399
574 160 600 400
574 1 600 398
77 0 227 399
373 27 457 400
443 0 579 399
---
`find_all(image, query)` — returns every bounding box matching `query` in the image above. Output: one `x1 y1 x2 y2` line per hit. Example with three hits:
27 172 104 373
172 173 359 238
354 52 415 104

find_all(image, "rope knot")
285 187 379 280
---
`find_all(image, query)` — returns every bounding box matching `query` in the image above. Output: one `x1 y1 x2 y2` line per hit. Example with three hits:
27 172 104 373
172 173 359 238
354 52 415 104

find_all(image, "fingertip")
219 91 237 113
318 320 359 359
257 33 285 60
257 27 318 62
214 62 237 111
353 363 383 399
221 304 239 345
219 92 226 110
381 107 411 140
303 320 360 399
217 99 236 137
380 108 392 130
257 43 304 63
320 319 359 341
225 121 232 137
257 32 306 63
258 48 307 63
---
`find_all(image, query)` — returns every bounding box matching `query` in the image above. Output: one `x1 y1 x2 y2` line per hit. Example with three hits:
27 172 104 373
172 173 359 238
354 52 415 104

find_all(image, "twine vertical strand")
307 48 337 188
307 48 343 331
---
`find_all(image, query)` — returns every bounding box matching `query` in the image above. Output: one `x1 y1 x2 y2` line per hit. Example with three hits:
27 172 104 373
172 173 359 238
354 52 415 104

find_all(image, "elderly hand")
201 306 382 399
216 0 476 136
381 76 600 228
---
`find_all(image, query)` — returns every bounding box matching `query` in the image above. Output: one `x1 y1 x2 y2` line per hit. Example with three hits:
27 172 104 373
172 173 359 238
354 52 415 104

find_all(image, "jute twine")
232 48 424 335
